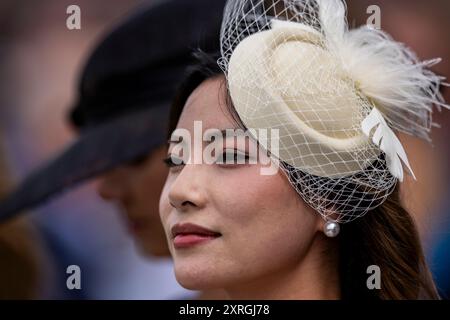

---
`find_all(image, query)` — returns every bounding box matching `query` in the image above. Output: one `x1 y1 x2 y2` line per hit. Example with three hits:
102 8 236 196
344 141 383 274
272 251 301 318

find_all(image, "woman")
159 0 447 299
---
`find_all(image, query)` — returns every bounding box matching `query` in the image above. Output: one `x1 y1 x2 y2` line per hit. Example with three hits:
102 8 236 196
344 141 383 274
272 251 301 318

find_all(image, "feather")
361 107 416 182
318 0 347 46
315 0 449 141
338 23 449 141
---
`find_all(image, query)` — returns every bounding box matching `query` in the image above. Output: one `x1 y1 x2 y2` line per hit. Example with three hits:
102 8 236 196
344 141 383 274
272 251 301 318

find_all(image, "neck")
224 233 340 300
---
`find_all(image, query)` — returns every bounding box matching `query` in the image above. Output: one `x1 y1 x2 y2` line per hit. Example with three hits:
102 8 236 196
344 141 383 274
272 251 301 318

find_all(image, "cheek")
216 166 319 273
217 165 310 226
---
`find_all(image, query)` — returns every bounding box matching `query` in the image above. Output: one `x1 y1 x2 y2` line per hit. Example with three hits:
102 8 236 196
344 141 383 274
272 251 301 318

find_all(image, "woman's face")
159 76 322 291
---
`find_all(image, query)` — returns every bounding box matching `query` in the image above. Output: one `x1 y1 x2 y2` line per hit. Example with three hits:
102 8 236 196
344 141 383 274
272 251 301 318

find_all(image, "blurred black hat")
0 0 226 222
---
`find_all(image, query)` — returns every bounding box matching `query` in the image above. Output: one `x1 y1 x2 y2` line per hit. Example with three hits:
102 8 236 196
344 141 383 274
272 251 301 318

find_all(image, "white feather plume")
362 107 416 182
317 0 347 50
316 0 448 180
318 0 449 141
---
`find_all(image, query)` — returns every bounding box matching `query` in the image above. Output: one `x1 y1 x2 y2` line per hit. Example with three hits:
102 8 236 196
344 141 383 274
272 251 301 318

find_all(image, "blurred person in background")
1 0 165 299
0 0 225 299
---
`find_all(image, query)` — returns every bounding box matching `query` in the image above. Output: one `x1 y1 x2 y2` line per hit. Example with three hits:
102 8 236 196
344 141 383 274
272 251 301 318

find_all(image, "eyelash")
162 150 251 168
163 155 185 168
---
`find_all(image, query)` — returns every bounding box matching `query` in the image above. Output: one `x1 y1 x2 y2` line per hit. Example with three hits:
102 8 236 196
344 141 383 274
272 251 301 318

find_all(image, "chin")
174 261 227 290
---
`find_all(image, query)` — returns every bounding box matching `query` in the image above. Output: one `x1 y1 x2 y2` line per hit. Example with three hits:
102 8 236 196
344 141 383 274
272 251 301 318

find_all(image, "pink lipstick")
171 223 221 249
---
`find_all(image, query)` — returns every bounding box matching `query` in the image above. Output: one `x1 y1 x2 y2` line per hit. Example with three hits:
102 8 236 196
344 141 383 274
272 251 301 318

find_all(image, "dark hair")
168 51 439 300
167 51 224 139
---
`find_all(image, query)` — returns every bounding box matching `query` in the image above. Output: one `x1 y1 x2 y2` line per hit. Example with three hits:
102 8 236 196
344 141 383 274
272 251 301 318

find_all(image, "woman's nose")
167 164 207 212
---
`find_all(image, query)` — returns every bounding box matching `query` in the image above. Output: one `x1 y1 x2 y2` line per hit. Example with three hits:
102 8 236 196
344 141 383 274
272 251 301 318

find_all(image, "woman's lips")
171 223 221 249
173 234 219 248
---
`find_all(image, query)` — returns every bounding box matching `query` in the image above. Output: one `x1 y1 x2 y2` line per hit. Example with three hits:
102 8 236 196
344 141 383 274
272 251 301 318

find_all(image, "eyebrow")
167 129 249 144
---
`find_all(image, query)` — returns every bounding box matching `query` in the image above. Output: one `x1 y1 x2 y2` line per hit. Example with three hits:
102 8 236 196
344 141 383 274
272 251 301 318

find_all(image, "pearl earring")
324 220 340 238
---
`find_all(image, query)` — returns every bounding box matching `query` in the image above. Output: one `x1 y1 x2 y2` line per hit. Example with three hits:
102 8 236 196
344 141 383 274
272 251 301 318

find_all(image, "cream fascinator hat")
219 0 449 225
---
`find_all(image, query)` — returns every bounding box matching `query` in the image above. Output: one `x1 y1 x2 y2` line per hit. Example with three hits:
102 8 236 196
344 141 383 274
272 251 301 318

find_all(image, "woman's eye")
216 149 250 165
163 155 185 168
